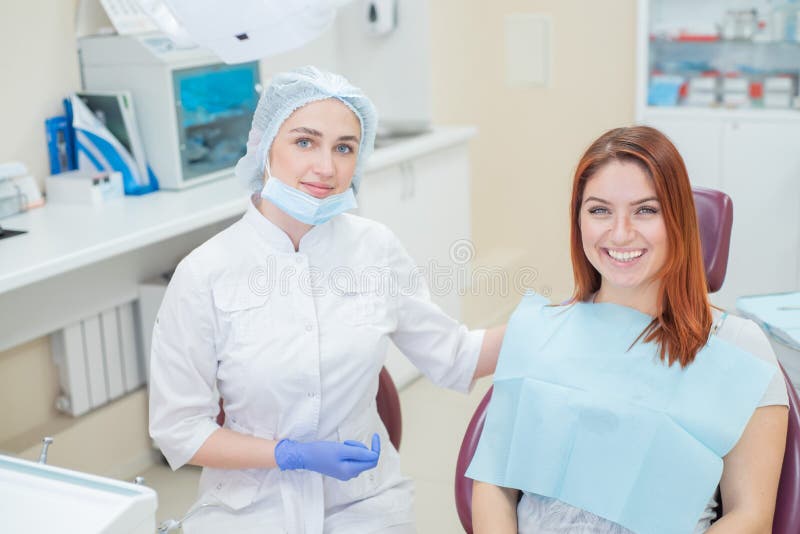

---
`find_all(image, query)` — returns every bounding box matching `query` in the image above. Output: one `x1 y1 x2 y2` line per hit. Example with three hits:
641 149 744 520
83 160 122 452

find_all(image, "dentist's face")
580 160 668 298
267 98 361 199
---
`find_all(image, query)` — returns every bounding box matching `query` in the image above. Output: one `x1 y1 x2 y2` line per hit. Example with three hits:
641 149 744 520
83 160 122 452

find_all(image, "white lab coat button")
305 324 313 332
216 482 223 490
295 256 303 264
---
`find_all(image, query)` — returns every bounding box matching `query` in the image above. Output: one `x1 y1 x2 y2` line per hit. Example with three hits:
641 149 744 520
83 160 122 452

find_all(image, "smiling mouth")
300 182 334 198
604 248 646 263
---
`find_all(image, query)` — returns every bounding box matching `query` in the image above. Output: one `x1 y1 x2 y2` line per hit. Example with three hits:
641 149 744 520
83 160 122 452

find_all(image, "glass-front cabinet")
640 0 800 111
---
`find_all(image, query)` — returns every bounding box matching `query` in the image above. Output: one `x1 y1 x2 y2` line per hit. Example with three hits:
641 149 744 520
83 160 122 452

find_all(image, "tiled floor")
142 375 492 532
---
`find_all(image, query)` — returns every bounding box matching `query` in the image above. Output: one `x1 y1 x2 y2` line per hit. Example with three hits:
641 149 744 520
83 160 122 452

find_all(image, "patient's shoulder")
713 310 776 364
713 310 788 407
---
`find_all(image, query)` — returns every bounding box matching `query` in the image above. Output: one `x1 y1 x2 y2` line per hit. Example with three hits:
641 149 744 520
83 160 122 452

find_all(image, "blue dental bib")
467 294 775 534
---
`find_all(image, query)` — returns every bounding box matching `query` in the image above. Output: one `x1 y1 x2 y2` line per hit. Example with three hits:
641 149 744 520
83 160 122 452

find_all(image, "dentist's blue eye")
296 138 312 148
588 206 609 215
336 144 353 154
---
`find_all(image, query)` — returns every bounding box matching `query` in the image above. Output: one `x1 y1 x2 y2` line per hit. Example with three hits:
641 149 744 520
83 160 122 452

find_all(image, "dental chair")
216 366 403 450
376 366 403 450
453 187 800 533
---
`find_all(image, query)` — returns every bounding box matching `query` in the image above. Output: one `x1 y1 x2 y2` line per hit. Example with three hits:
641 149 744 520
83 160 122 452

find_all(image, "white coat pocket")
200 467 263 511
338 288 385 326
212 282 271 353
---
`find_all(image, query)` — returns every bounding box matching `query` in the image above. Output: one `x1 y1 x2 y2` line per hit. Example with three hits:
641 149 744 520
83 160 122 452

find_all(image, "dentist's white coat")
149 198 484 533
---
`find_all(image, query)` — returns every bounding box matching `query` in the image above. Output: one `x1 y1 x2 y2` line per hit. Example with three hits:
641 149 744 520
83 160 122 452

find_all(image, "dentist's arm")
473 325 507 379
190 430 381 481
188 429 278 469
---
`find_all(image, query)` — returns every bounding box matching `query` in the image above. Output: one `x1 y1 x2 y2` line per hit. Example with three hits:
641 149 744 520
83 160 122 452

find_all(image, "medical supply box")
46 169 124 205
78 34 261 190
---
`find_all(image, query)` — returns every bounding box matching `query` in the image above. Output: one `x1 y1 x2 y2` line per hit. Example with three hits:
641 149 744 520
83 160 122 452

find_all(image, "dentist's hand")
274 433 381 481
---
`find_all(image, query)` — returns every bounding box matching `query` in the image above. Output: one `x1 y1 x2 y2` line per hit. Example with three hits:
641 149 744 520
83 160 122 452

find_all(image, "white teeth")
607 249 644 262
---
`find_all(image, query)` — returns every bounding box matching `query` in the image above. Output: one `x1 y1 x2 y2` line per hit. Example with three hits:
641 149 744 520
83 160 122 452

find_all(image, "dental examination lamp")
135 0 355 64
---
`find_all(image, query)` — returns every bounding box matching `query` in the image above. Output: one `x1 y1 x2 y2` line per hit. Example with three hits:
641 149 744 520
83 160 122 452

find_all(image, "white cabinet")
358 142 472 388
643 111 800 309
719 120 800 305
643 115 724 189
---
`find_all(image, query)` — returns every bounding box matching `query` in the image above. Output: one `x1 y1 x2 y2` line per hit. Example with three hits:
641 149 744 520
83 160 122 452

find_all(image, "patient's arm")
707 404 788 533
472 480 519 533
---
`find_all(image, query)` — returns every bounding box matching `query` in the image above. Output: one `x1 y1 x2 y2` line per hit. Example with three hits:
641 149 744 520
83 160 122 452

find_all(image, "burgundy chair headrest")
692 187 733 293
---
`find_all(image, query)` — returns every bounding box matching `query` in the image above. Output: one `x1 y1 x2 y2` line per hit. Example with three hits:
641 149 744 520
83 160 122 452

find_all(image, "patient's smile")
605 248 645 263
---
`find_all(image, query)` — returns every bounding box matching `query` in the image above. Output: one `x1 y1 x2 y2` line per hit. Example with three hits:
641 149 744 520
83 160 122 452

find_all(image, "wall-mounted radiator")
50 301 144 416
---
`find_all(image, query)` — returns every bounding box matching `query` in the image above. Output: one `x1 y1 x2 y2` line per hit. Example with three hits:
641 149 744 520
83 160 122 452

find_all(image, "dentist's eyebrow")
290 127 359 143
583 196 660 206
290 127 323 137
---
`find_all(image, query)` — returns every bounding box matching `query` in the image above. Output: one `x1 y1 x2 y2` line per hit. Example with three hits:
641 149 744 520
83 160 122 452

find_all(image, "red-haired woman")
467 126 788 534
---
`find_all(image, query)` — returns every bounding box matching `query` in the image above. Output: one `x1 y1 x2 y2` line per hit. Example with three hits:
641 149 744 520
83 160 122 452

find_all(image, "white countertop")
0 126 476 295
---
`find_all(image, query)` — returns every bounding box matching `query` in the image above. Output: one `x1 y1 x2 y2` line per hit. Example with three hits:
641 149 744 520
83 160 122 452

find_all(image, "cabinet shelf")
651 38 800 74
653 38 800 49
644 106 800 121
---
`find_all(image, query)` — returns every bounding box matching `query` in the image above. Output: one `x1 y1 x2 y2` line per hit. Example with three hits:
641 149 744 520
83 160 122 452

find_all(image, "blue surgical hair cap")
235 66 378 194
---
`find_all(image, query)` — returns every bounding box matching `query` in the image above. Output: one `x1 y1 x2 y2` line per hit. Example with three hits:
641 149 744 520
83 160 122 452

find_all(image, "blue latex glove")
274 433 381 481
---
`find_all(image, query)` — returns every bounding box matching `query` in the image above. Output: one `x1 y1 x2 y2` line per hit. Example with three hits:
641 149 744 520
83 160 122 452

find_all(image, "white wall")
0 0 82 188
429 0 637 319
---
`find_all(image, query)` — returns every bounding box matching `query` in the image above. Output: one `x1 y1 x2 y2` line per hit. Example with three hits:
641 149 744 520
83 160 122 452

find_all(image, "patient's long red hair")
569 126 712 367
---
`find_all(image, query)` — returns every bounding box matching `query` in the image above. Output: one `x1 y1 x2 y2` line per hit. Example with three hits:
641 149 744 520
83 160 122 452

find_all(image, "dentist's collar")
244 194 330 253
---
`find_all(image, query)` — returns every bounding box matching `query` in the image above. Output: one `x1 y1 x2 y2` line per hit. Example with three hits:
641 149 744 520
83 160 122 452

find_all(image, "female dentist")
149 66 505 533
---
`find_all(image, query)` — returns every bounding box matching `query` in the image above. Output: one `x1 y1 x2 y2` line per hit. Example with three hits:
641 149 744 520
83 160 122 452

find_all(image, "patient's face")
580 160 667 307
